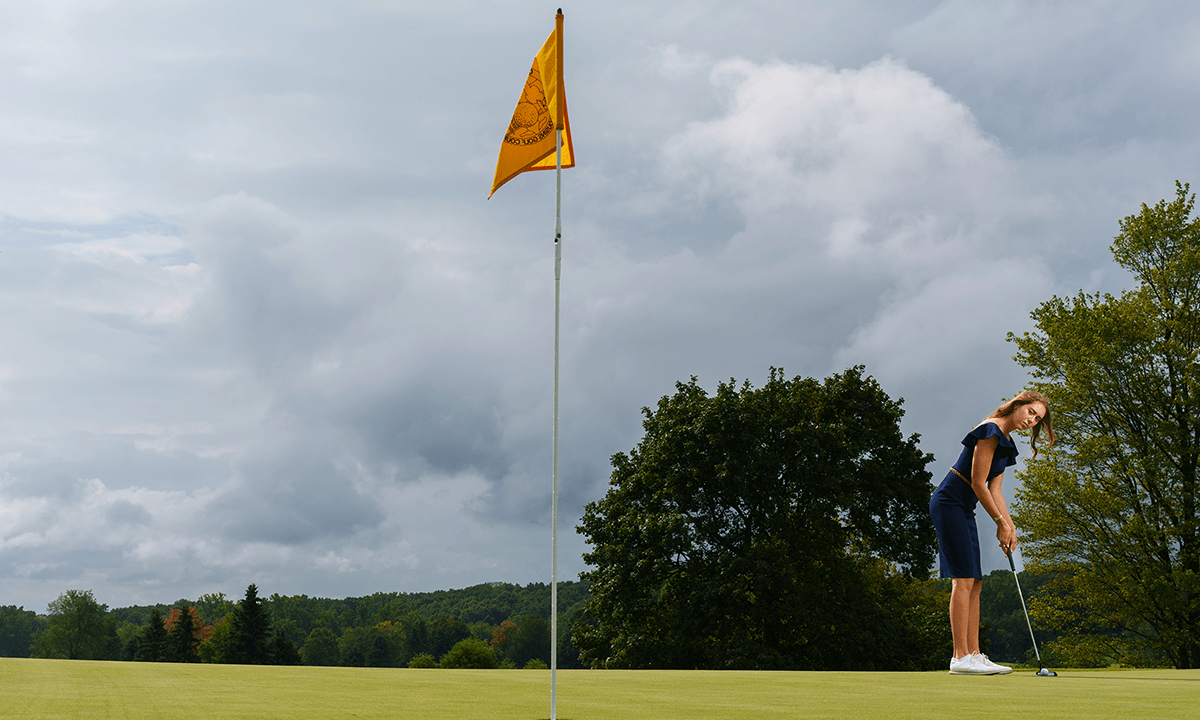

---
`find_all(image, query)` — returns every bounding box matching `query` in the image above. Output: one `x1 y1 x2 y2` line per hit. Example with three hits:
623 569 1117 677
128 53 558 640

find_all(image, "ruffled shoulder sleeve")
962 422 1019 466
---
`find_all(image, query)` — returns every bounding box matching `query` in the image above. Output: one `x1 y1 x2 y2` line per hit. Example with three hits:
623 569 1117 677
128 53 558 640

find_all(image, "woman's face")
1016 401 1048 431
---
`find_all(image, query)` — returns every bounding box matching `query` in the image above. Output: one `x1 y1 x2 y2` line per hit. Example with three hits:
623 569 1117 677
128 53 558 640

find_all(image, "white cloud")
664 57 1010 250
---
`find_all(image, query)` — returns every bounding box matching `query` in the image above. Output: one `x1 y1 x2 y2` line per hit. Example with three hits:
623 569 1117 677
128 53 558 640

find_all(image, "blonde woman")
928 391 1054 675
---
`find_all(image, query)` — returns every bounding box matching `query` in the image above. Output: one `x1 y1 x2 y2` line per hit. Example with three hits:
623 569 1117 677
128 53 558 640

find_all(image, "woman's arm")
969 436 1018 553
989 473 1013 529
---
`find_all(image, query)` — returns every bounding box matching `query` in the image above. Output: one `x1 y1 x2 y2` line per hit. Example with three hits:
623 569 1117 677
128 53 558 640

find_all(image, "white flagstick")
551 12 564 719
551 122 562 720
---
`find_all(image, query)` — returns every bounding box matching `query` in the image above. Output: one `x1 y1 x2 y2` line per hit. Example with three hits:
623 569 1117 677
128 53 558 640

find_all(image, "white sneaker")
949 655 992 674
972 653 1012 675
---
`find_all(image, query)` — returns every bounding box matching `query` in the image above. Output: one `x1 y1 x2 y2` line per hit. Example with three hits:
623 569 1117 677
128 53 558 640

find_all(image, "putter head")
1036 668 1057 677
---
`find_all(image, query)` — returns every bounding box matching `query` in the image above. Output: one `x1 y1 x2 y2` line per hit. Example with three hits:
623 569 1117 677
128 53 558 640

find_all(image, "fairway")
2 659 1197 720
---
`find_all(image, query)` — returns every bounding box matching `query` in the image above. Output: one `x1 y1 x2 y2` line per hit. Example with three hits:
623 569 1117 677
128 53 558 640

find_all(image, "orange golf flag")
489 12 574 198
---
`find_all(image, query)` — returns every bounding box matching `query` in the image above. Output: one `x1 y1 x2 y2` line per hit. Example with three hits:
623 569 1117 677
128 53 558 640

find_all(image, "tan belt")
950 467 970 483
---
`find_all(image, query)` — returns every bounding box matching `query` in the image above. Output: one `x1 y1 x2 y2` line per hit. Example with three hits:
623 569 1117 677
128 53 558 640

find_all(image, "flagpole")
551 10 564 720
486 18 568 710
551 126 561 720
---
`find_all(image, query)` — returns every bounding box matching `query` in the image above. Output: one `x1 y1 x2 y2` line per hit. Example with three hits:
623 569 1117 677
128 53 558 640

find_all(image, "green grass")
2 659 1198 719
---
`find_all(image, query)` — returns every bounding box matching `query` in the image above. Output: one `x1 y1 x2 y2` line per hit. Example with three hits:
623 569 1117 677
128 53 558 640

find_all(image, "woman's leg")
950 577 980 659
968 577 983 655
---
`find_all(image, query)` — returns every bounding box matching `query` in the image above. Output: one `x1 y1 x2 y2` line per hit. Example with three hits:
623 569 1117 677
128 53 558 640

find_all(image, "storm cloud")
1 0 1198 611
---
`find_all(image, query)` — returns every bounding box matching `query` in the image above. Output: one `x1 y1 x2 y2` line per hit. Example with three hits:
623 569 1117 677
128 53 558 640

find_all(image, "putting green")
2 659 1196 719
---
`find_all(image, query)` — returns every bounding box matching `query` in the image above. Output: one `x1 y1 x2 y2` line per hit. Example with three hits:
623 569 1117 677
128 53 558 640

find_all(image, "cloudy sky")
2 0 1197 613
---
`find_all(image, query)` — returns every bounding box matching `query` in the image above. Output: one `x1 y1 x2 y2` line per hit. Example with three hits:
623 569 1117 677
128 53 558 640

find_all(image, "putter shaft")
1005 549 1055 675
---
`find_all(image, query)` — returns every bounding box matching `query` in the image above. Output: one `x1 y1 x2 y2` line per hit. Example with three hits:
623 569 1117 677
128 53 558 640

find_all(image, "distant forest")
0 572 1052 668
0 580 592 669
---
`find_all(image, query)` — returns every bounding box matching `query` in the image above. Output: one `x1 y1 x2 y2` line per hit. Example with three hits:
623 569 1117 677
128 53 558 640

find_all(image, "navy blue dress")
928 422 1018 579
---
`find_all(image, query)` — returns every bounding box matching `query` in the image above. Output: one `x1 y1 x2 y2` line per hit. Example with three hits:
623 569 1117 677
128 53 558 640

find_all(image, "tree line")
2 573 1049 667
1 580 590 669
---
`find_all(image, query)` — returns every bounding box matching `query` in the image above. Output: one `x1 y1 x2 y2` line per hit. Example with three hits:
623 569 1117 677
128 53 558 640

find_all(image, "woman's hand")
996 519 1017 554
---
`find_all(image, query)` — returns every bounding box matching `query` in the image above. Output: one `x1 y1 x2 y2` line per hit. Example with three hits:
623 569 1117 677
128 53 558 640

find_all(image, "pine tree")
167 606 201 662
135 609 168 662
228 584 270 664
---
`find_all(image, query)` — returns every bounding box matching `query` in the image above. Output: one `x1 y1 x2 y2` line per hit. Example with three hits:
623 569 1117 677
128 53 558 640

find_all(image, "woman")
928 391 1053 675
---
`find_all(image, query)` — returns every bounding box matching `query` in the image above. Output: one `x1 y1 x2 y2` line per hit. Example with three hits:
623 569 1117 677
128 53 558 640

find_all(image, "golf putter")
1005 548 1057 676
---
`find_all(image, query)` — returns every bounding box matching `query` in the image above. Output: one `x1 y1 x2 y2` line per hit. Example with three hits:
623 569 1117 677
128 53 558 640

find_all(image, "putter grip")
1006 549 1016 572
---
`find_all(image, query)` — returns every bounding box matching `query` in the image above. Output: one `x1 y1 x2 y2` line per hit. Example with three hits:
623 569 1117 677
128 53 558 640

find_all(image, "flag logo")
505 67 554 148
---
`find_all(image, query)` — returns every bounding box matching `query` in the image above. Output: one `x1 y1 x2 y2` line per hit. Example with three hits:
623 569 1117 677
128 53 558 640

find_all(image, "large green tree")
575 367 943 670
439 637 498 669
31 589 117 660
134 609 168 662
166 606 202 662
0 606 40 658
1010 181 1200 668
301 627 341 666
227 584 271 664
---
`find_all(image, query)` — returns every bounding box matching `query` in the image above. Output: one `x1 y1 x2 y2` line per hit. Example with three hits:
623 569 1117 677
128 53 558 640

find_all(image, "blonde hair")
990 391 1054 459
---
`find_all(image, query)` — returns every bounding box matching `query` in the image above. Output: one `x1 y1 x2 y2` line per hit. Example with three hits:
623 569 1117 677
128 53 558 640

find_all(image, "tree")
135 609 169 662
405 615 431 658
195 593 235 625
427 614 471 659
198 613 234 663
165 606 203 662
0 606 39 658
31 590 118 660
268 626 301 665
227 584 271 664
575 367 940 670
557 605 587 669
490 619 518 662
338 625 374 667
115 621 141 661
301 627 341 666
439 637 498 669
1010 181 1200 668
507 614 550 668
